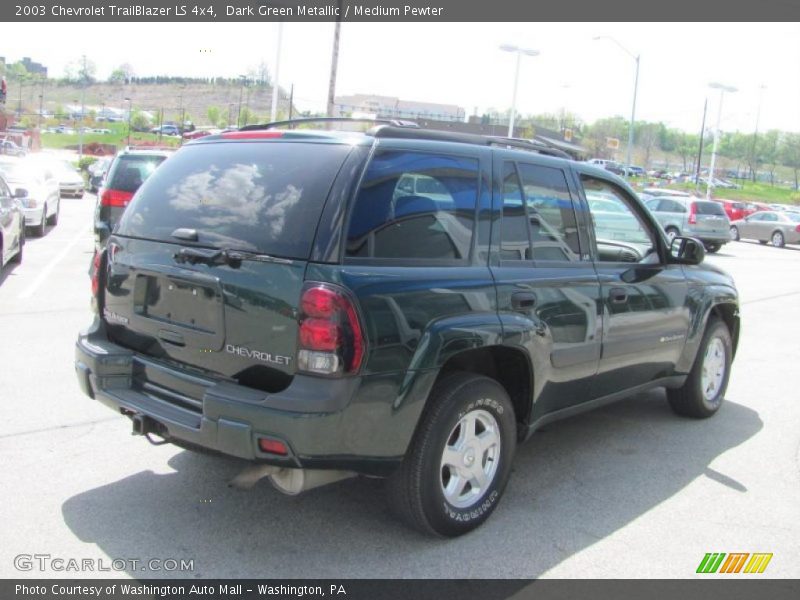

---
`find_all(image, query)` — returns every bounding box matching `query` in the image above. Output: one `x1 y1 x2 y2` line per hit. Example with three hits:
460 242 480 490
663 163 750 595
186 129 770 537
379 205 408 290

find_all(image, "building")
20 57 47 77
334 93 466 122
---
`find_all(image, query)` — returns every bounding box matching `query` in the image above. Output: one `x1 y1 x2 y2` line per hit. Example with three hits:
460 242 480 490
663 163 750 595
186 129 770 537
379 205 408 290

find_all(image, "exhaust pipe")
228 464 355 494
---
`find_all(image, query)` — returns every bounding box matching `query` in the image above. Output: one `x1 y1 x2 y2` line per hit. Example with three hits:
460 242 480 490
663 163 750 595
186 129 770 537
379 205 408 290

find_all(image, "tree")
779 133 800 190
130 110 151 131
584 116 628 158
63 55 97 85
206 105 221 126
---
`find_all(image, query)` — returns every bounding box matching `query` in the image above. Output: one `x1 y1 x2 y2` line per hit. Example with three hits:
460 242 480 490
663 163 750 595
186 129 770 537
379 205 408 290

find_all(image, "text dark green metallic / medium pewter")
76 120 739 536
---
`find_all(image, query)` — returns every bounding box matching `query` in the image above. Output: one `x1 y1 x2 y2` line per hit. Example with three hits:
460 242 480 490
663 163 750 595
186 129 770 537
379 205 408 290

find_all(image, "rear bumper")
75 320 424 475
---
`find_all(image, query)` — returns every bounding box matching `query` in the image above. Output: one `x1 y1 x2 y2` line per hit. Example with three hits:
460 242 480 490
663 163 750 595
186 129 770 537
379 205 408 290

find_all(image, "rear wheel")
771 230 785 248
386 372 517 537
665 227 680 242
705 243 721 253
729 225 739 241
667 318 732 419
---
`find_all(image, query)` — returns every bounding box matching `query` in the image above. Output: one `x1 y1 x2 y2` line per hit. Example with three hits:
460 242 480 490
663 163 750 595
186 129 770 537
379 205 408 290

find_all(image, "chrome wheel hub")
440 408 501 509
701 337 726 403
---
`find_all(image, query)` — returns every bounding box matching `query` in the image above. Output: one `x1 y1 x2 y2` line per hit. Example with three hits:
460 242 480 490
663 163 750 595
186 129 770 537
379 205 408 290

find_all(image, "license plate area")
134 274 219 333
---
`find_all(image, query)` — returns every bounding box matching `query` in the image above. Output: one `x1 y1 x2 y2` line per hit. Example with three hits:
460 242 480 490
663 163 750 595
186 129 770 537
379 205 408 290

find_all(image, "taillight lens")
297 284 364 376
688 202 697 225
90 250 106 314
795 224 800 233
100 188 134 208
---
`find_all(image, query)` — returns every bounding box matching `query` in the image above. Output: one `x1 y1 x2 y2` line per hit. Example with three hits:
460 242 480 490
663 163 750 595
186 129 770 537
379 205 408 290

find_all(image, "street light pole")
499 44 540 138
593 36 639 175
749 84 766 181
237 75 246 128
706 82 737 201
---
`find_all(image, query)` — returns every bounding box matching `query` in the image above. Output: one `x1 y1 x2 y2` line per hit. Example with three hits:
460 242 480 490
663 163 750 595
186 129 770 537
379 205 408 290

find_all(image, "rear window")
108 154 169 192
694 201 726 216
116 142 351 259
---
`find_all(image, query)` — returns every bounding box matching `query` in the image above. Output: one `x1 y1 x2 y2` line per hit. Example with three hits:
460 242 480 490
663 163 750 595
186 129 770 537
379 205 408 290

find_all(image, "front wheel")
705 243 721 253
665 227 680 242
771 230 785 248
386 372 517 537
667 318 732 418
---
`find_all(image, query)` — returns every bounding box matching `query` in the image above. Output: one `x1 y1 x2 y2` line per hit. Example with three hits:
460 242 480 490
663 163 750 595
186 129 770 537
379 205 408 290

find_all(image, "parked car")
0 157 61 237
53 160 86 198
642 187 691 198
714 199 756 222
76 121 740 537
88 157 111 193
0 139 26 157
182 129 214 141
0 172 25 268
151 124 181 136
729 211 800 248
645 196 731 253
94 148 173 248
623 165 646 177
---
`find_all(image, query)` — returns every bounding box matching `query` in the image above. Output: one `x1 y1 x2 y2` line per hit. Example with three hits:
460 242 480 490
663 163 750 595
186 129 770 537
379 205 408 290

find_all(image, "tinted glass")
658 199 687 213
500 162 530 260
517 163 581 261
346 150 478 260
116 142 352 259
694 201 726 216
108 154 169 192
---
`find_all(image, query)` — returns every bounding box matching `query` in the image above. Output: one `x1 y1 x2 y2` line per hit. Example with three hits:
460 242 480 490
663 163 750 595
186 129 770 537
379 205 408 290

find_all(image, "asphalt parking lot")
0 195 798 579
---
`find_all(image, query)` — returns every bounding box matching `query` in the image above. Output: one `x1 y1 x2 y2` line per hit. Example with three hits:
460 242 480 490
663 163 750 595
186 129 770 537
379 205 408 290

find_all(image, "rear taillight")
90 250 106 314
688 202 698 225
100 188 134 208
297 284 364 376
795 224 800 233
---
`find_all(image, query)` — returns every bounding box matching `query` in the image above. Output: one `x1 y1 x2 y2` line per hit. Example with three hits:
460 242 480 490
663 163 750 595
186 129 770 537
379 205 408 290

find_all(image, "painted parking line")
17 218 93 300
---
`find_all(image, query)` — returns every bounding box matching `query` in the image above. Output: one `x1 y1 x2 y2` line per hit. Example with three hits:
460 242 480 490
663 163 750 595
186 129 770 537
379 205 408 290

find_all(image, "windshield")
116 142 353 259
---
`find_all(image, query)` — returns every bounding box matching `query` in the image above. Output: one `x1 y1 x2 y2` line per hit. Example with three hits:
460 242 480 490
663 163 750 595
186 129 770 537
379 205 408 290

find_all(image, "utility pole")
78 55 87 159
270 22 284 122
288 84 294 120
326 0 343 118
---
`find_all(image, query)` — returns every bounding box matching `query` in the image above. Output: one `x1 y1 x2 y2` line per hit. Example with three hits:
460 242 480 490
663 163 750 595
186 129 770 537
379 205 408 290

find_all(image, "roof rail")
368 126 572 159
239 117 420 131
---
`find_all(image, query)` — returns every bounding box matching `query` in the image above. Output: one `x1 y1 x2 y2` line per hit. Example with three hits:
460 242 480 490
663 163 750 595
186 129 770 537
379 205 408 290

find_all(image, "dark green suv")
75 121 740 537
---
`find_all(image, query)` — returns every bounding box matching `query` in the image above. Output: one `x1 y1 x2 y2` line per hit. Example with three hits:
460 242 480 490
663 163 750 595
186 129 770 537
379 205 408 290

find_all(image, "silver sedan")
730 211 800 248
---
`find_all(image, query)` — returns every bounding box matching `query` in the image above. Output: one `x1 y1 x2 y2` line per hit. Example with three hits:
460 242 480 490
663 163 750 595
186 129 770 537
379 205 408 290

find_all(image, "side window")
517 163 581 261
660 199 686 213
500 162 530 260
346 150 479 261
582 176 656 263
763 213 778 222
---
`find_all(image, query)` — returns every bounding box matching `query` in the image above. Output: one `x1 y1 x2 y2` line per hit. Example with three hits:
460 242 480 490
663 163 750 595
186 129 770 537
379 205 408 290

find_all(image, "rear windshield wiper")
174 247 292 268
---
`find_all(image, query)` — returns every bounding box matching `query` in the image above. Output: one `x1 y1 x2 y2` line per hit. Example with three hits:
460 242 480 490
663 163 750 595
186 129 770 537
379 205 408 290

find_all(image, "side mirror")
669 236 705 265
14 188 28 199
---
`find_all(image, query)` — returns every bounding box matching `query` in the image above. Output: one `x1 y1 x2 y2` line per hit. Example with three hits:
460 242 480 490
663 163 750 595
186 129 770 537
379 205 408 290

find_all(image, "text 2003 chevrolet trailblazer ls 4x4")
76 120 739 536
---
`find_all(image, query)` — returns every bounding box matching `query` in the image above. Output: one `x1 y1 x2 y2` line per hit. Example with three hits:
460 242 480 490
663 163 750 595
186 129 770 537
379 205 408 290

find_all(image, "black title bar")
4 0 800 22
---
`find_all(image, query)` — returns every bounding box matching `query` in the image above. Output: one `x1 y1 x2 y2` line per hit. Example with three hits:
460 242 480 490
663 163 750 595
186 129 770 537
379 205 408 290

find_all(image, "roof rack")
368 126 572 159
237 117 571 159
239 117 420 131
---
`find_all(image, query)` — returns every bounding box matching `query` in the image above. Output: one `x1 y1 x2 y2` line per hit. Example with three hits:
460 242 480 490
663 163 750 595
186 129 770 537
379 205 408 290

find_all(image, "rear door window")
346 150 479 261
694 201 727 216
116 142 353 259
108 154 168 192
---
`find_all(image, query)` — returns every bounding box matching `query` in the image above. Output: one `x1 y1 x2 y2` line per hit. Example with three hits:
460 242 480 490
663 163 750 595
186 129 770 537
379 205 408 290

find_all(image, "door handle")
609 287 628 304
511 292 537 310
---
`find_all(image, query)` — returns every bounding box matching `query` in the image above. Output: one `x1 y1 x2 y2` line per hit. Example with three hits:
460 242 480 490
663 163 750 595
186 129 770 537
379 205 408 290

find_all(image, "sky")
4 22 800 133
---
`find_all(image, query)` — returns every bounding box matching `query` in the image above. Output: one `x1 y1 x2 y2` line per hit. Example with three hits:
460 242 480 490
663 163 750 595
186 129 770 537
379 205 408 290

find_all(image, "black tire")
730 226 739 241
47 202 59 226
32 207 46 237
758 240 768 245
386 372 517 537
10 226 23 264
705 243 721 254
667 318 732 419
771 230 785 248
665 227 680 242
